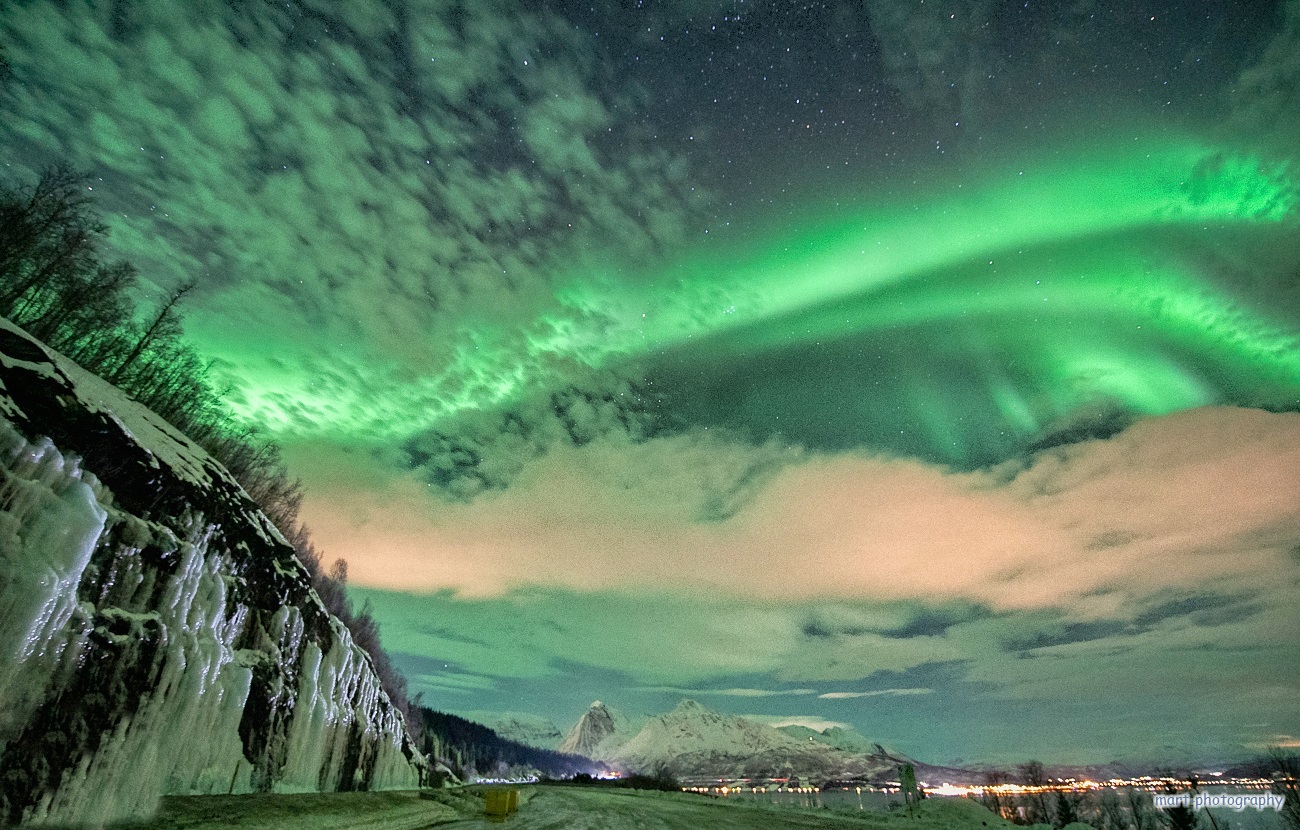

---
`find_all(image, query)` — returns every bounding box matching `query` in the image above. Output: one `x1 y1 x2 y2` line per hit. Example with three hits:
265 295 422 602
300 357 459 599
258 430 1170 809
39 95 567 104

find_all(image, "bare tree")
1126 787 1158 830
109 280 195 382
0 165 103 314
0 164 417 736
1271 747 1300 830
1154 771 1201 830
1019 761 1052 825
28 260 138 349
982 770 1014 822
1100 790 1132 830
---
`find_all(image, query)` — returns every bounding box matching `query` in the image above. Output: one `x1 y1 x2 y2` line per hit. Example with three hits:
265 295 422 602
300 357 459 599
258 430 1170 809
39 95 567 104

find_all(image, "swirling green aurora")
226 134 1299 466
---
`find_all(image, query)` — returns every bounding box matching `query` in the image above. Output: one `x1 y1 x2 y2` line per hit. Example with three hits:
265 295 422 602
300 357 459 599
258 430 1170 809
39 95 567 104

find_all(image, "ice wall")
0 322 422 826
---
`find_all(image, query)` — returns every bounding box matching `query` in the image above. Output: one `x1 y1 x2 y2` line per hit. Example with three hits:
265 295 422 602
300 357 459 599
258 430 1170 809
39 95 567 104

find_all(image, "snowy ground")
106 785 1021 829
106 791 459 829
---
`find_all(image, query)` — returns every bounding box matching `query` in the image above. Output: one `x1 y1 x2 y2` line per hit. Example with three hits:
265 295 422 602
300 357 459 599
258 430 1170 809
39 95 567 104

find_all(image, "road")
428 786 928 830
132 784 1009 829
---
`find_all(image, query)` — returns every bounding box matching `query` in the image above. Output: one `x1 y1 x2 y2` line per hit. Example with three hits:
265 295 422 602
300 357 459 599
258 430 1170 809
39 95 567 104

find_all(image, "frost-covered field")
111 785 1021 829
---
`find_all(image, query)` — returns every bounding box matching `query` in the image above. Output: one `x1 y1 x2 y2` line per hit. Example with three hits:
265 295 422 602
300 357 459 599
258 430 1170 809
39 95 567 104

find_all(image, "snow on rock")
603 699 900 782
613 699 817 774
0 321 423 826
558 700 641 760
776 724 882 755
458 711 565 751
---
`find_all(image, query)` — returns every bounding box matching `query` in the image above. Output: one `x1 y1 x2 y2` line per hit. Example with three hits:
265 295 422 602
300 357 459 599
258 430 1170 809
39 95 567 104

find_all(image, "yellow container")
484 788 519 816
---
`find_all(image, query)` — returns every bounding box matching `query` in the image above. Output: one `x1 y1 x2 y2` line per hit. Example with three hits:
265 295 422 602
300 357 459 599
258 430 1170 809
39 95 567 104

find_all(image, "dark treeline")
413 708 600 782
0 164 411 725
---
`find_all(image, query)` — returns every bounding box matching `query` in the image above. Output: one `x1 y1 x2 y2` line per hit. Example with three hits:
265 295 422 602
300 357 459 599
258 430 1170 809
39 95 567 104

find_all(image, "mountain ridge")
562 698 905 782
456 711 565 751
556 699 1230 785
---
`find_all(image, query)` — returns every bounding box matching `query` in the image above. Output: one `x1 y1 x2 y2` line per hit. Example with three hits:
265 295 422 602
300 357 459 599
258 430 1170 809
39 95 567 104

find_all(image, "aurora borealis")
3 0 1299 765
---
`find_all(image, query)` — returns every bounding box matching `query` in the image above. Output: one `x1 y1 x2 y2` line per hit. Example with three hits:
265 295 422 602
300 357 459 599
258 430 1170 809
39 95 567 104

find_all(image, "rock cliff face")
0 320 423 826
558 701 637 759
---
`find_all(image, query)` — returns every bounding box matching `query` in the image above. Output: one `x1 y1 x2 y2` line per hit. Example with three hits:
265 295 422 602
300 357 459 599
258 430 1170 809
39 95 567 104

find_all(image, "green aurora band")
226 135 1300 463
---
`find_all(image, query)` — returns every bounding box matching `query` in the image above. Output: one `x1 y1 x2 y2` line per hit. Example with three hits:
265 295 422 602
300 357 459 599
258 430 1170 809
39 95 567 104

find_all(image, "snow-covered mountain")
558 700 640 759
777 724 886 755
567 699 902 782
458 711 565 750
0 321 424 826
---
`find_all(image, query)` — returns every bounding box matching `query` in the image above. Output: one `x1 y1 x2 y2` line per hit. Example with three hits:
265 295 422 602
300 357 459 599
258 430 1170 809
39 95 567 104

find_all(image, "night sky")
3 0 1299 765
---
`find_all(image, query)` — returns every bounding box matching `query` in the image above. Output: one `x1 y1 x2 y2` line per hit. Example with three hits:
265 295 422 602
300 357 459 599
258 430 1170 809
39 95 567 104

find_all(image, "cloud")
357 576 1298 763
0 0 711 440
804 604 994 641
818 689 933 700
296 401 1300 760
1230 0 1300 152
392 370 685 501
293 406 1300 622
862 0 1003 130
644 687 818 699
971 406 1300 606
389 652 498 699
953 600 1300 757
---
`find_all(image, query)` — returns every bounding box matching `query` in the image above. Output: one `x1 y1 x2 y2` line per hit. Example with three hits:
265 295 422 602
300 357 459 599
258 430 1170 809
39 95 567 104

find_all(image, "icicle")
0 424 106 733
1 323 422 827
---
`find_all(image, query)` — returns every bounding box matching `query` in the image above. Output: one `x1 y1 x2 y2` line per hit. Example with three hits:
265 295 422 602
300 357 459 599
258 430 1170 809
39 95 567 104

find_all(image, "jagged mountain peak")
558 699 636 759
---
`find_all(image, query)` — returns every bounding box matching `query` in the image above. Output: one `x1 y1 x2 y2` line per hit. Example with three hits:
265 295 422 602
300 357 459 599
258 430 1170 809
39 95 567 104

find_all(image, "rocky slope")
0 320 423 826
558 700 640 759
564 699 903 782
777 724 880 754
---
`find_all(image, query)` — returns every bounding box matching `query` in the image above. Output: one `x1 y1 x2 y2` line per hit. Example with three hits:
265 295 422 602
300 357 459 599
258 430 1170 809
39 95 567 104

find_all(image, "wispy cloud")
1249 735 1300 750
645 687 819 699
818 689 933 700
